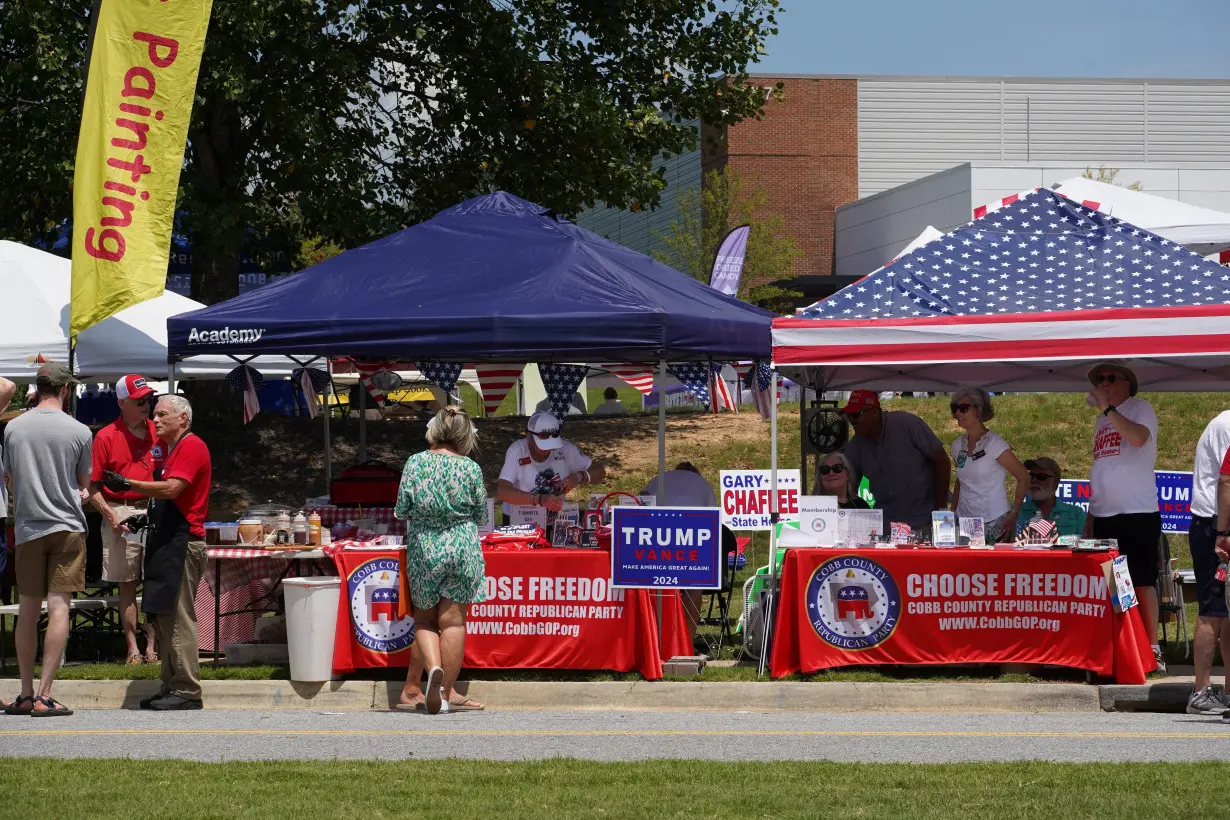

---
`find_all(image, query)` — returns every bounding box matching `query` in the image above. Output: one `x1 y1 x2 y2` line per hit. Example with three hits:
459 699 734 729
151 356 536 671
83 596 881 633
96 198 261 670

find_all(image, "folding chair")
1156 533 1189 658
696 529 741 656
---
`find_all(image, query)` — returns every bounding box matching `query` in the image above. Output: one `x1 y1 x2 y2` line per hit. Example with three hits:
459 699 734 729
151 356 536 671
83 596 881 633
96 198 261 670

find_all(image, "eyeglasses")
531 429 559 440
1091 373 1121 385
1028 472 1057 482
132 398 150 407
950 403 973 416
846 407 875 422
818 464 846 476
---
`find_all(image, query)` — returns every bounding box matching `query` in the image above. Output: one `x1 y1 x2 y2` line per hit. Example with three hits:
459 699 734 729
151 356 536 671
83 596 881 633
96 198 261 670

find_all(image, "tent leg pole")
759 369 780 678
167 363 176 395
656 359 668 654
324 360 333 494
359 379 367 463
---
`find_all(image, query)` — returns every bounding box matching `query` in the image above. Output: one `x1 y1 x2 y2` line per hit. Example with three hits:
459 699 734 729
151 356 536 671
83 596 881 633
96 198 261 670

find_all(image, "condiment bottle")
277 511 292 544
293 511 308 545
308 511 322 546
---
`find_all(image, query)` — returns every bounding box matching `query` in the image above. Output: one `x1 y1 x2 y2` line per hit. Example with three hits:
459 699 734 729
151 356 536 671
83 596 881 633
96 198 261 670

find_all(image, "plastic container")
237 518 264 546
217 522 239 546
204 522 222 546
293 511 308 545
308 511 322 546
283 577 342 682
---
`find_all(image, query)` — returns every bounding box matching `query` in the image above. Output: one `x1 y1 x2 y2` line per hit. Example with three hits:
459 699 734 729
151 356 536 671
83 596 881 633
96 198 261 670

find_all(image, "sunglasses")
1091 373 1122 385
818 464 846 476
950 403 973 416
531 429 559 440
846 407 875 422
1028 472 1057 482
132 398 151 407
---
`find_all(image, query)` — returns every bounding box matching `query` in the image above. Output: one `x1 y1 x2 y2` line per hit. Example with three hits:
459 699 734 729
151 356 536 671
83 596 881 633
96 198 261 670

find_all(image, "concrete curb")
1099 681 1194 713
46 679 1103 712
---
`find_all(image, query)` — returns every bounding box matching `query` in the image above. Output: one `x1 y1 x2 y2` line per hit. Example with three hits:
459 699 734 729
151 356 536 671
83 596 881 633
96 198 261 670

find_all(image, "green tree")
655 167 803 313
1081 165 1145 192
0 0 782 303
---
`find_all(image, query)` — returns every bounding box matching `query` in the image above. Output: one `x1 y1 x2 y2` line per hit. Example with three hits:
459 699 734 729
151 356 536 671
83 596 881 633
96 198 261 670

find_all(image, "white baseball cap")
526 412 563 450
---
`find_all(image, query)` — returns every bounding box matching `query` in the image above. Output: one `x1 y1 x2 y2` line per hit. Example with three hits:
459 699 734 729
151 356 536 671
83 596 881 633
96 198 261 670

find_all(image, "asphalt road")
3 710 1230 763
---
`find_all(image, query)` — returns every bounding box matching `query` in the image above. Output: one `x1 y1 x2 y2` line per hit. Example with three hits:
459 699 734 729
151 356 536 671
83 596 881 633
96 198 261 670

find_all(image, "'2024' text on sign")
720 470 800 531
610 507 722 590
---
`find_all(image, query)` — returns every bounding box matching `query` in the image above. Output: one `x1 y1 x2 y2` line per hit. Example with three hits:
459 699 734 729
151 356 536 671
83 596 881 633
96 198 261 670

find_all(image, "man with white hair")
102 394 211 710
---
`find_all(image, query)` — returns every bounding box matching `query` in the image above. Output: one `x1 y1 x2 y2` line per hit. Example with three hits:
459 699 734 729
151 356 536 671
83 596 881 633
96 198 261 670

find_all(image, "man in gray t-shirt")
1 362 91 716
839 390 951 533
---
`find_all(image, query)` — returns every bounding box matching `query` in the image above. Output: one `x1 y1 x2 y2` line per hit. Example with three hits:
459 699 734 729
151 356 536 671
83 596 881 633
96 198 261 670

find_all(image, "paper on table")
797 495 839 546
837 508 883 545
959 516 985 547
508 504 548 529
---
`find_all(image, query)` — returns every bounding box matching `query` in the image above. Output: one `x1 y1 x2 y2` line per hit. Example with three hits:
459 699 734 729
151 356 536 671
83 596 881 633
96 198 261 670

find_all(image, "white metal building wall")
573 121 702 261
858 78 1230 197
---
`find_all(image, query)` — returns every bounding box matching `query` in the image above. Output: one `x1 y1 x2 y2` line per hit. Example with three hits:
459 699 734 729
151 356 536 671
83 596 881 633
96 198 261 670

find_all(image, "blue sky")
754 0 1229 79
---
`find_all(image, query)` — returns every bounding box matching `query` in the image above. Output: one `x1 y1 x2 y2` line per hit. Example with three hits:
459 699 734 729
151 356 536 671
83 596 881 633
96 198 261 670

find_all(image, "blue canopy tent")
167 191 773 363
165 191 777 519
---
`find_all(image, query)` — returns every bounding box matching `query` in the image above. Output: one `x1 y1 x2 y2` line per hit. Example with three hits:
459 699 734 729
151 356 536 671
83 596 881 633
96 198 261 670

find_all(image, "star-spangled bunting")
291 367 329 419
353 361 389 405
709 363 736 415
538 363 588 422
667 363 712 411
225 365 263 424
606 364 657 395
735 361 775 420
416 361 463 395
797 189 1230 321
473 364 524 417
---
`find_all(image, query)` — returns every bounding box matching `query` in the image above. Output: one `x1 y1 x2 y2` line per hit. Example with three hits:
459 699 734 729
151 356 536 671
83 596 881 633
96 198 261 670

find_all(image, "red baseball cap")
116 374 155 401
839 389 880 415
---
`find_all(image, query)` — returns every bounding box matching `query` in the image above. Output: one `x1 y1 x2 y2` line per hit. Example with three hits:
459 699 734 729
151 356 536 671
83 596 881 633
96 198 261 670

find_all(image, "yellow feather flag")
70 0 213 337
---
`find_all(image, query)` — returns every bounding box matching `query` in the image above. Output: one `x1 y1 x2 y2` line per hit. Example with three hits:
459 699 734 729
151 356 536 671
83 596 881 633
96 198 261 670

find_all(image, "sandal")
394 701 427 712
444 696 484 712
126 653 143 666
3 695 34 716
29 695 73 717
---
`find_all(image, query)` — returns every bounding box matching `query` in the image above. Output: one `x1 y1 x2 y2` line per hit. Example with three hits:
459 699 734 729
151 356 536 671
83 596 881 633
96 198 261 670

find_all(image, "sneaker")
1215 686 1230 709
138 694 164 710
1152 648 1167 676
1187 687 1228 716
147 694 203 711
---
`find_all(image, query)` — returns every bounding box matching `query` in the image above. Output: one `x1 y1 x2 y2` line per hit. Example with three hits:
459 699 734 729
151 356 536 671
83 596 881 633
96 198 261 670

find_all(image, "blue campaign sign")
1056 471 1193 533
610 507 722 590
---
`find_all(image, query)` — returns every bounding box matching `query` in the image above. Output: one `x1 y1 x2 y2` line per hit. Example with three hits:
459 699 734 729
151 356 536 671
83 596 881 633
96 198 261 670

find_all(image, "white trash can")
283 577 342 682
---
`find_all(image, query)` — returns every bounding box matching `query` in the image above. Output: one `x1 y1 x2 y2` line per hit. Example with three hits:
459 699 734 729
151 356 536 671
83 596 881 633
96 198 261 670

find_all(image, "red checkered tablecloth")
195 548 332 652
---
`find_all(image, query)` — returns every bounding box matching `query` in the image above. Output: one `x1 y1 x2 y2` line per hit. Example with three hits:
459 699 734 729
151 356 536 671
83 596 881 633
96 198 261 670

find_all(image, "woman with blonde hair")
394 407 487 714
817 451 869 509
949 387 1029 543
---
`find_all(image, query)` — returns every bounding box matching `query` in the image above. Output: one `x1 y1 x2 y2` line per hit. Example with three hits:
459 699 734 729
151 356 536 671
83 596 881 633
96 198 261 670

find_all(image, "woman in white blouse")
949 387 1029 543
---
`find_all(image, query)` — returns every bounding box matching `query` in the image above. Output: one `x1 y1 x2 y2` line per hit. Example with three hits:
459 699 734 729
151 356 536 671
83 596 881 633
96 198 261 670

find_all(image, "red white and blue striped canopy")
773 189 1230 392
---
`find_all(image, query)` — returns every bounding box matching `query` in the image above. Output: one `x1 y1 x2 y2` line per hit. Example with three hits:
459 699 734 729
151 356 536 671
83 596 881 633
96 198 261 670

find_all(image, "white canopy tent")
1052 177 1230 256
0 241 299 381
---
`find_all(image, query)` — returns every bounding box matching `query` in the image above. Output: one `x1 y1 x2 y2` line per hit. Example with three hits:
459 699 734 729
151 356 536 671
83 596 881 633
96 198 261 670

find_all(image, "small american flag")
1016 516 1057 546
737 361 776 420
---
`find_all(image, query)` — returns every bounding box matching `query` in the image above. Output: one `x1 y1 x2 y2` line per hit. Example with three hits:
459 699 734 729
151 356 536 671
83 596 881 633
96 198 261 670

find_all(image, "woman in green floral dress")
394 407 487 714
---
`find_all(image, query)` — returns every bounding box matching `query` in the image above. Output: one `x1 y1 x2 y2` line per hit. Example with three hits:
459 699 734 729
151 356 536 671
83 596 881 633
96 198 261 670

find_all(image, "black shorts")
1189 515 1228 618
1092 512 1161 588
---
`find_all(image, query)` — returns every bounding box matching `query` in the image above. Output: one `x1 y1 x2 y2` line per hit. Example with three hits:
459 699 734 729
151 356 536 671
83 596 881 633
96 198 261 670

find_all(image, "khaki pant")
155 540 207 700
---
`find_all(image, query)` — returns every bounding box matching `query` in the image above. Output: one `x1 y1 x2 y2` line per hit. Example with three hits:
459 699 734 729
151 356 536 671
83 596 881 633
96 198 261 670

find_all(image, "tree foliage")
0 0 781 303
1081 165 1145 192
655 167 802 313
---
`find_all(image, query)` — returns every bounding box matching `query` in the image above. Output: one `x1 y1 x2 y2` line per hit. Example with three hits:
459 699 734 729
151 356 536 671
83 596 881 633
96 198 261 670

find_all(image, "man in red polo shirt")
88 374 160 665
102 394 210 710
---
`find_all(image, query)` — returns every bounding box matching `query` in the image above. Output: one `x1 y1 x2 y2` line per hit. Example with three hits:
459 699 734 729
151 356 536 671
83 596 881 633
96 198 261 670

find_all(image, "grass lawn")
3 759 1229 819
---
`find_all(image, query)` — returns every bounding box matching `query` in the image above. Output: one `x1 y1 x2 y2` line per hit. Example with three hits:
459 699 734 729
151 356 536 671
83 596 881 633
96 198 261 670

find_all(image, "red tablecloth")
769 547 1156 684
329 547 689 679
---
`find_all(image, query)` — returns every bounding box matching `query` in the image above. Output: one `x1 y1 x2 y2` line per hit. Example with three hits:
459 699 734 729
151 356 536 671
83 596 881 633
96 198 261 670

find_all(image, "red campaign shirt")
161 433 211 539
1220 446 1230 476
91 418 161 502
